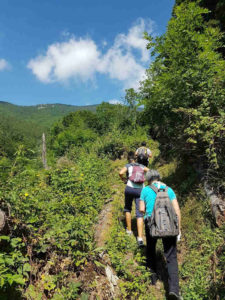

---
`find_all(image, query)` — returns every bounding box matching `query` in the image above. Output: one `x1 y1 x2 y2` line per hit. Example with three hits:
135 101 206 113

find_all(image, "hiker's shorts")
124 186 143 218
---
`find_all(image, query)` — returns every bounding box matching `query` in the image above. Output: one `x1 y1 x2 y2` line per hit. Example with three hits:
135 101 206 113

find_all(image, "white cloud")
108 99 123 105
28 38 100 83
28 18 154 89
98 46 146 89
0 58 10 71
114 18 154 62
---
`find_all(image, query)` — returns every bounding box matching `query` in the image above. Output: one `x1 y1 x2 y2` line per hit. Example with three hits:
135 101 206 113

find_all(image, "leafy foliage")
138 1 225 190
0 115 41 184
0 115 39 159
50 102 150 159
174 1 225 49
0 146 111 297
180 193 225 299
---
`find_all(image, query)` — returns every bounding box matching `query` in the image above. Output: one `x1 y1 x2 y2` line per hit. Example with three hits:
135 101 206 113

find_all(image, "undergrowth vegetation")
0 150 111 299
0 102 158 298
180 193 225 299
0 99 224 299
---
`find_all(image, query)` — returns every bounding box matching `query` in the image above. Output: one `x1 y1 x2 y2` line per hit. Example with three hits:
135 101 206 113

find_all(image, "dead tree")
42 133 48 169
194 163 225 227
204 182 225 227
0 209 6 232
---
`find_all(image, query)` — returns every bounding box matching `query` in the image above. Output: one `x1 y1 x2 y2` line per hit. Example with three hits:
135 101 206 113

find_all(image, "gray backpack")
147 184 179 238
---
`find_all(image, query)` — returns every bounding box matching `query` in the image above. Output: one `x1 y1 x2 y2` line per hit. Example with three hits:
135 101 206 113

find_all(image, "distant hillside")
0 101 99 130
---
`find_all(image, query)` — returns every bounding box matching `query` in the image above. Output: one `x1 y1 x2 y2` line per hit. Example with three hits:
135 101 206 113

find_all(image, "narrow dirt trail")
94 185 120 248
76 163 123 300
94 159 125 249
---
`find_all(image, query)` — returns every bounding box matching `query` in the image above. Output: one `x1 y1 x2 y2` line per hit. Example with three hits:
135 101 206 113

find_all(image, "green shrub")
0 150 111 297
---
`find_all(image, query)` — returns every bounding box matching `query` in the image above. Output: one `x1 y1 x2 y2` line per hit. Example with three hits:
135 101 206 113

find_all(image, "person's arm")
139 200 145 213
139 189 146 213
147 148 152 158
144 166 149 173
119 167 128 184
172 198 181 231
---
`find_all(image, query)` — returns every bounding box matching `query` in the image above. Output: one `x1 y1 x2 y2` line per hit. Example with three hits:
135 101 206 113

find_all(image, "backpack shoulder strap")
149 184 158 194
158 185 168 192
129 163 137 167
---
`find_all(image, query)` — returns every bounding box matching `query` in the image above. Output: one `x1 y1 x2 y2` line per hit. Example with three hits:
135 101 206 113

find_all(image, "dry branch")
42 133 48 169
204 182 225 227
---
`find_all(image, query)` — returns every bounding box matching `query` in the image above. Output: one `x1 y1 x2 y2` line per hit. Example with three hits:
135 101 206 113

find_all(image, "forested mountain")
0 101 99 129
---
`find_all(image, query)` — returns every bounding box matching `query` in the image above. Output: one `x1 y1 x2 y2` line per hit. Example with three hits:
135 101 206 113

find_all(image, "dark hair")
128 151 135 161
141 141 146 146
146 170 161 183
137 155 144 164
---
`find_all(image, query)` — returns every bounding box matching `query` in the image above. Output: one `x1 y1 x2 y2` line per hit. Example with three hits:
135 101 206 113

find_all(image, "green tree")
140 1 225 187
95 102 129 134
125 88 139 130
50 111 98 156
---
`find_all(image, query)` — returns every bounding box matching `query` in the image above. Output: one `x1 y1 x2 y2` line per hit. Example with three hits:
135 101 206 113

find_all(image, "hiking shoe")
169 292 183 300
126 229 132 236
137 239 144 247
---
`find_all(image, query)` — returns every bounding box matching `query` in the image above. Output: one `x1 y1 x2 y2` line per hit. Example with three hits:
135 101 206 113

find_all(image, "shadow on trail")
155 250 170 298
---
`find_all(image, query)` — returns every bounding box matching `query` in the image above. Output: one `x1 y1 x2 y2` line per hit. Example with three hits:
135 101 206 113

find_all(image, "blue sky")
0 0 174 106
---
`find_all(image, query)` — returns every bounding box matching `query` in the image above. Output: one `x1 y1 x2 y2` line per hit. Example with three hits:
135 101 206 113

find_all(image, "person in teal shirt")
140 180 176 219
140 170 182 300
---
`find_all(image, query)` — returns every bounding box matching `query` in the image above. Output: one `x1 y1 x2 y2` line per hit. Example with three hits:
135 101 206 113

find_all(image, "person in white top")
119 151 149 247
135 141 152 167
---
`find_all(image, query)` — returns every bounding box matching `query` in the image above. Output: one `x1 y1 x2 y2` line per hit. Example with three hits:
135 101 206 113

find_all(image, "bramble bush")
180 191 225 299
0 150 111 298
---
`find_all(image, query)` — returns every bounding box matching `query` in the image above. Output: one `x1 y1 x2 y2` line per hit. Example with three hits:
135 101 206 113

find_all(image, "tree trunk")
0 209 6 232
204 182 225 227
42 133 48 169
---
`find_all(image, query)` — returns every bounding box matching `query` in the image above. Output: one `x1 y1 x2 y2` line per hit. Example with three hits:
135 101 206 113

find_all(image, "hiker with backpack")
139 170 182 300
135 141 152 167
119 151 149 247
